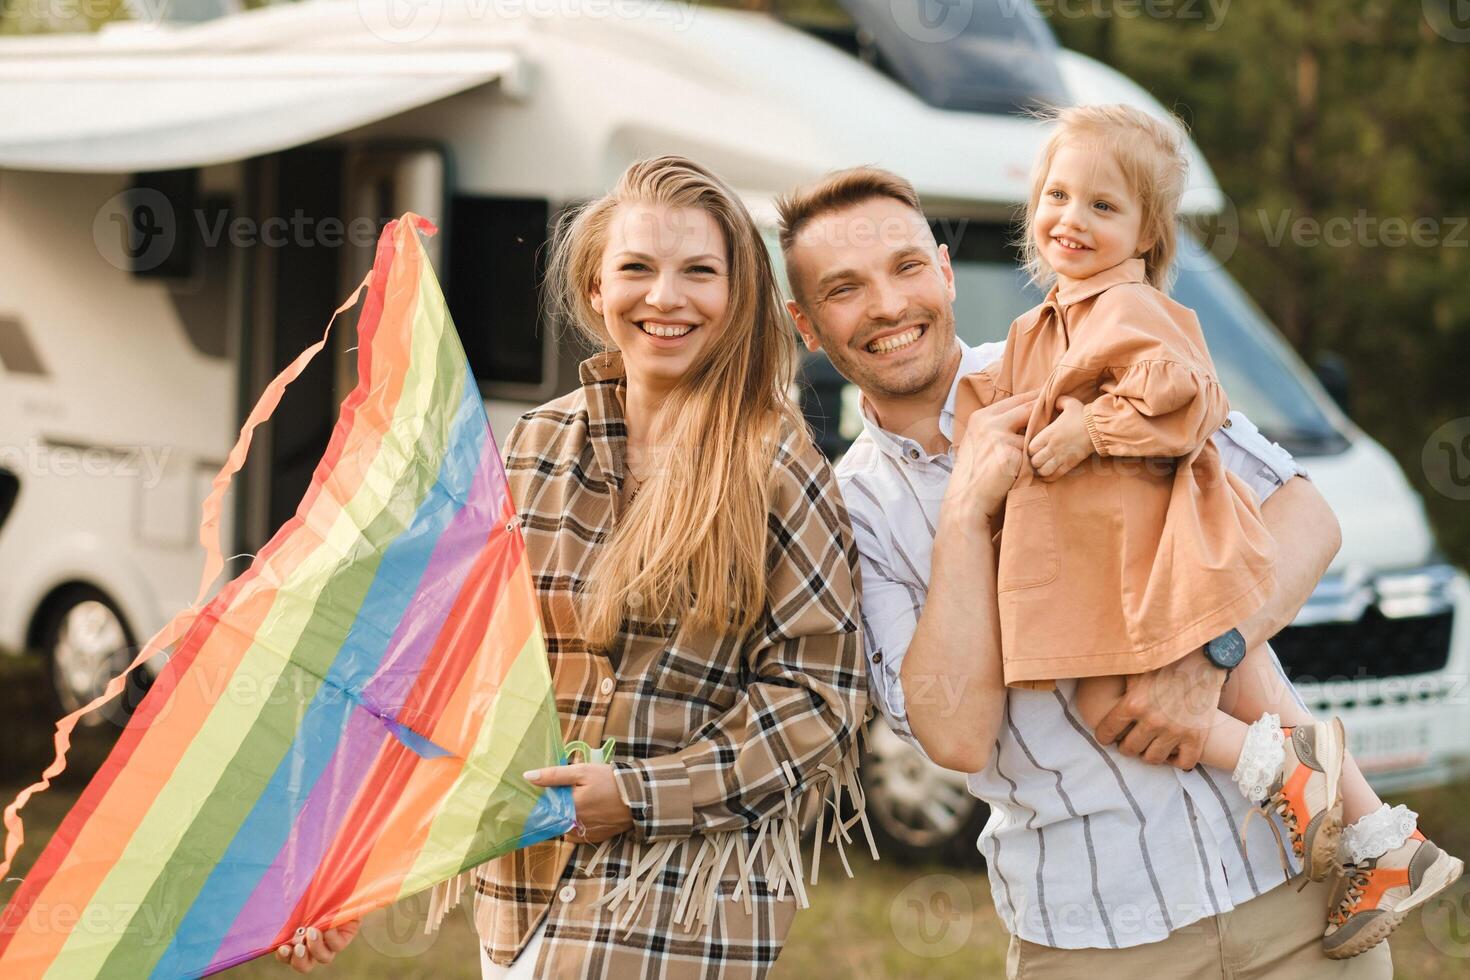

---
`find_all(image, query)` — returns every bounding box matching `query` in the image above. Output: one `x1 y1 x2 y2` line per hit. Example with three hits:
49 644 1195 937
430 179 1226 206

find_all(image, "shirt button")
599 677 615 696
871 652 882 663
1222 417 1232 428
906 447 921 460
559 885 576 903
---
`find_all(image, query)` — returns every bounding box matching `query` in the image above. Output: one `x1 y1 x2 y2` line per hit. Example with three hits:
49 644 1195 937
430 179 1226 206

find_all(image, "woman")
276 156 870 977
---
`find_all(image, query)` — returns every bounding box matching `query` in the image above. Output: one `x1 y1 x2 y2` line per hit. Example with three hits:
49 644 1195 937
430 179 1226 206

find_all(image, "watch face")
1210 628 1248 669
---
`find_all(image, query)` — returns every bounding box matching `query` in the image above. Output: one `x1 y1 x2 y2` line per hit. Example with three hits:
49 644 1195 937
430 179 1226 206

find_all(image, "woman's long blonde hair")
547 155 800 649
1021 103 1191 291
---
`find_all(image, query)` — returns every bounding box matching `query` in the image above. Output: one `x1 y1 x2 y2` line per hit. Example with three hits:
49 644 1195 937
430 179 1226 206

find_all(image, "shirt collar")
577 350 628 484
1053 256 1148 308
858 340 995 463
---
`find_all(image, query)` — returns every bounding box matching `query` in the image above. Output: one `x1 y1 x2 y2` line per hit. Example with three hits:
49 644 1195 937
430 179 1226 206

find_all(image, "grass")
1 652 1467 977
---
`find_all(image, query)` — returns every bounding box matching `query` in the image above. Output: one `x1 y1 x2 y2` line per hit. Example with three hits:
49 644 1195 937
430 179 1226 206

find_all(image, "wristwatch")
1203 627 1247 681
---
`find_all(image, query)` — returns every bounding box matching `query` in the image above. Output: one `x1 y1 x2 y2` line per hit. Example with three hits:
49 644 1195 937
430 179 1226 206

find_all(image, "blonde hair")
1021 104 1190 291
775 166 924 304
546 155 800 650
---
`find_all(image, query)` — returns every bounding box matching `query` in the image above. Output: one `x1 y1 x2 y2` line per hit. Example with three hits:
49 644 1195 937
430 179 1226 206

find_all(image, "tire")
861 716 990 868
39 586 148 729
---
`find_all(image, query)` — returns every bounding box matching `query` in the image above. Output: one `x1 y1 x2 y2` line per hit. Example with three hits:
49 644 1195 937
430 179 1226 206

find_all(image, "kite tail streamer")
0 270 373 882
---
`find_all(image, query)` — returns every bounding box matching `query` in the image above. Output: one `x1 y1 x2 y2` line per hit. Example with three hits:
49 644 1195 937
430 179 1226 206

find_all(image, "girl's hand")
273 921 359 973
1029 396 1093 480
524 763 634 844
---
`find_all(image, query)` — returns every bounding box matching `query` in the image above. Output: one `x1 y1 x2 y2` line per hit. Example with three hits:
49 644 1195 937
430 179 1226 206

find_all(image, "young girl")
953 104 1461 960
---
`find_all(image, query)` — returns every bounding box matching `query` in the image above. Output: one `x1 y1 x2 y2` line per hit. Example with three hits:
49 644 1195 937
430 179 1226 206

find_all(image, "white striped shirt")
837 340 1313 950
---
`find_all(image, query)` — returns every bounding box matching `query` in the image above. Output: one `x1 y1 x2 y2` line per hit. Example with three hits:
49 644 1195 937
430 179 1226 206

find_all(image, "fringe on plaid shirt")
426 351 874 978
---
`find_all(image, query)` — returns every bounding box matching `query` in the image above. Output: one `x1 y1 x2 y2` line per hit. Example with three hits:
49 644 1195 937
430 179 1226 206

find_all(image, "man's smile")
865 323 928 355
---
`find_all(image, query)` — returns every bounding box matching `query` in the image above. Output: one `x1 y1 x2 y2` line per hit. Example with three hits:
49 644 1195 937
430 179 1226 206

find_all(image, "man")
775 167 1389 978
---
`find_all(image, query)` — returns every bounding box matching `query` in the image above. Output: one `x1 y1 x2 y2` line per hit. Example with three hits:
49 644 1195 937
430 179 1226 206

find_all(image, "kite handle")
0 268 375 883
562 738 617 765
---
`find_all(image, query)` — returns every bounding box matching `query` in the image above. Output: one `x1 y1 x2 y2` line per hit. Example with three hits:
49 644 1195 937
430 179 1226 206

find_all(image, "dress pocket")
997 484 1059 592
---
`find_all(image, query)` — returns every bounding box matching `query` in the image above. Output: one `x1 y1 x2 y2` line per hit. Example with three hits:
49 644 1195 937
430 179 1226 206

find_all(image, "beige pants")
1006 876 1392 979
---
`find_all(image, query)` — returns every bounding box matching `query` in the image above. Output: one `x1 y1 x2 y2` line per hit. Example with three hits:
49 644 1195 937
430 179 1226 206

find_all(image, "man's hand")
523 763 634 843
1093 649 1225 769
948 391 1036 523
1028 395 1093 481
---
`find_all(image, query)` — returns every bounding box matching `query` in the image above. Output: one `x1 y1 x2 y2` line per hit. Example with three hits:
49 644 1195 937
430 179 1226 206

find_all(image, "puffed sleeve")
1082 359 1230 458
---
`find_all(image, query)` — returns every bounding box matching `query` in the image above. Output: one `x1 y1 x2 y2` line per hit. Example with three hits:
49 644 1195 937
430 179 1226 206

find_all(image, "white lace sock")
1232 712 1285 803
1343 803 1418 863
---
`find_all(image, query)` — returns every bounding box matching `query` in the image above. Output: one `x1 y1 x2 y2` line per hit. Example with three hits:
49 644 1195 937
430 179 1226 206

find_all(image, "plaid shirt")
455 351 869 977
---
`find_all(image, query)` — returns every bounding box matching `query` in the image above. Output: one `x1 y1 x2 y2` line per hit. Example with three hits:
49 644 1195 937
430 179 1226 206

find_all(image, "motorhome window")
0 468 18 535
826 0 1069 114
0 316 48 375
446 195 549 387
126 170 198 279
943 222 1348 456
1171 239 1347 455
939 219 1043 345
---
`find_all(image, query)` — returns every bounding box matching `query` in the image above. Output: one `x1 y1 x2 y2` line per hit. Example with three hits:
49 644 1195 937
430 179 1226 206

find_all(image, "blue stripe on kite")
516 785 577 851
153 364 485 976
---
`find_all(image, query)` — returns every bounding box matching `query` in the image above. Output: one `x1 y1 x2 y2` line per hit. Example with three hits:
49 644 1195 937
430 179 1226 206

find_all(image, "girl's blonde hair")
1021 103 1191 291
546 155 800 650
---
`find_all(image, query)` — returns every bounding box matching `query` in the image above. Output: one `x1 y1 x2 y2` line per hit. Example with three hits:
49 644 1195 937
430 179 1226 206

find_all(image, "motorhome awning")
0 15 519 174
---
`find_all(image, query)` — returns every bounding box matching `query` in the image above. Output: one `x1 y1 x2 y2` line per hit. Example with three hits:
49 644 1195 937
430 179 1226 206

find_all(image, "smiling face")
785 196 957 403
1033 139 1150 286
591 202 730 394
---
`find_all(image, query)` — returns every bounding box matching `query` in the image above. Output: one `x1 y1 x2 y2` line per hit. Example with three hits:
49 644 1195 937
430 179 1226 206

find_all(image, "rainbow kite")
0 213 576 977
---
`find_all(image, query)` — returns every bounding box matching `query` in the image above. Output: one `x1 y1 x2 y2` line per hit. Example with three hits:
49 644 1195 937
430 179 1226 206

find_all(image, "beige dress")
953 258 1276 688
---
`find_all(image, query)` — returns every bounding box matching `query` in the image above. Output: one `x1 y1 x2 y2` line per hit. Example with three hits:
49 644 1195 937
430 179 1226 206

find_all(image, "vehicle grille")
1272 609 1454 683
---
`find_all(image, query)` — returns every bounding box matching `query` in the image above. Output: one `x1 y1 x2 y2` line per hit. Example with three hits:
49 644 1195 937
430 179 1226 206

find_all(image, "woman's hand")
524 763 634 844
272 921 359 973
1029 395 1093 480
947 391 1035 525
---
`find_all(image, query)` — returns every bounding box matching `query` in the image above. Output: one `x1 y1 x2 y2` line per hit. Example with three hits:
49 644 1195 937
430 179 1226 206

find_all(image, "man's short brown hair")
775 166 924 261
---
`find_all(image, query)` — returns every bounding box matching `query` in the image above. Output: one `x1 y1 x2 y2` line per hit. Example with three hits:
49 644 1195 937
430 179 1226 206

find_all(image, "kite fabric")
0 212 577 977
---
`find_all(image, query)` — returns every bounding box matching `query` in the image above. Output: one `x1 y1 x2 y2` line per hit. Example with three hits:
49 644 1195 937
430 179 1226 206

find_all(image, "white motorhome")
1 0 1465 862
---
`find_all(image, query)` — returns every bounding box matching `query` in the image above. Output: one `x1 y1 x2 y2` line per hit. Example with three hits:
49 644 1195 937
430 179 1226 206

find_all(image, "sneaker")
1323 830 1465 959
1262 719 1346 881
